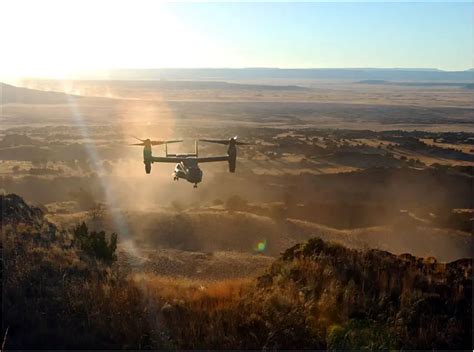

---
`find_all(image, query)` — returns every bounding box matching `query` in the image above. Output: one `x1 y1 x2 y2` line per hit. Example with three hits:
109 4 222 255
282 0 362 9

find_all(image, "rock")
0 194 45 228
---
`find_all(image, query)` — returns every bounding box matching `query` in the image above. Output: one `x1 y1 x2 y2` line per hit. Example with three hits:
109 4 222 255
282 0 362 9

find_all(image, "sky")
0 0 472 78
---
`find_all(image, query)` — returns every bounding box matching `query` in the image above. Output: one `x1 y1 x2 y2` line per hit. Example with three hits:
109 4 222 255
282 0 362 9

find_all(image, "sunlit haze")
1 0 472 79
2 1 474 350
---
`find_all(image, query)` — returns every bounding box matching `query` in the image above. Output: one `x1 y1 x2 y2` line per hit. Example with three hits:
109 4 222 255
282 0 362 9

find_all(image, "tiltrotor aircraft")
131 136 251 188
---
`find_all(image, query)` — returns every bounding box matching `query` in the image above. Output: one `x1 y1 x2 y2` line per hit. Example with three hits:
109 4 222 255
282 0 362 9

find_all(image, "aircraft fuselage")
173 158 203 187
140 137 242 188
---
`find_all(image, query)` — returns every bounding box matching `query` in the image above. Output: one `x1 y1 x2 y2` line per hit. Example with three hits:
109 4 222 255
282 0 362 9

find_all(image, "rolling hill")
0 82 80 104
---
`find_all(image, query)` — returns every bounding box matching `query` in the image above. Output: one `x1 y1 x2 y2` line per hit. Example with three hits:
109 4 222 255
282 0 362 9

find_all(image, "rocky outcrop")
1 193 46 229
256 237 472 349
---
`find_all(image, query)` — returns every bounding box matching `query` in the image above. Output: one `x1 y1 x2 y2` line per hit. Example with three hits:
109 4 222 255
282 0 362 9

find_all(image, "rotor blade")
130 142 145 146
235 141 253 145
150 139 183 146
131 136 146 142
199 139 229 145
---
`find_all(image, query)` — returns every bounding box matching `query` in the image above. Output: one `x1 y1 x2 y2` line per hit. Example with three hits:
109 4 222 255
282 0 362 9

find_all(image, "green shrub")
73 222 117 264
327 319 399 350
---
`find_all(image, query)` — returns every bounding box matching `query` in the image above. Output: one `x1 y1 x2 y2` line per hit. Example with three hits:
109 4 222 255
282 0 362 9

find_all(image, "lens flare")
62 83 139 257
254 239 267 253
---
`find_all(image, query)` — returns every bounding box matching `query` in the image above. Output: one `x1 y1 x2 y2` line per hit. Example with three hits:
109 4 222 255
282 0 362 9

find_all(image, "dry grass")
4 223 471 349
132 273 251 302
2 188 472 350
2 223 253 349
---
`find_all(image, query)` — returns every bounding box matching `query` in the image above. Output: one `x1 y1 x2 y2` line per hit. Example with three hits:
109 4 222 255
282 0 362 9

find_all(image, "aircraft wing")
196 155 229 163
150 156 185 163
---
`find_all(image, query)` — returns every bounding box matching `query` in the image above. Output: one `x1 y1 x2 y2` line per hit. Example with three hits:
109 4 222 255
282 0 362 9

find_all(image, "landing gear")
173 176 179 181
193 183 198 188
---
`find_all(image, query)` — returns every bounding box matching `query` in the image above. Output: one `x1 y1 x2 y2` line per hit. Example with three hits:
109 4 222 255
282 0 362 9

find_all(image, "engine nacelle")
228 144 237 172
144 161 151 174
143 146 153 174
228 156 236 172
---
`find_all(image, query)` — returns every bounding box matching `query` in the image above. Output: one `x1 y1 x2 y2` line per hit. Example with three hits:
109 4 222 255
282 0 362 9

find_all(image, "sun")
0 0 224 80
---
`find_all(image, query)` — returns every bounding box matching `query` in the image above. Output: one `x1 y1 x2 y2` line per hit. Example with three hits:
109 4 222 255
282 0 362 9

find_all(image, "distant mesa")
88 80 309 91
356 80 474 88
356 80 388 84
105 68 474 82
19 79 309 92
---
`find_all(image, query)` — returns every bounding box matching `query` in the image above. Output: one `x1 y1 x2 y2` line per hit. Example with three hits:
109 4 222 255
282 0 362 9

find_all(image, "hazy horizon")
1 1 472 80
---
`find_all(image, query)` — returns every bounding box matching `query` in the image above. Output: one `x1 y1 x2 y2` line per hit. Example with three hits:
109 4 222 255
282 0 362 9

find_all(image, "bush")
73 222 117 264
327 319 398 350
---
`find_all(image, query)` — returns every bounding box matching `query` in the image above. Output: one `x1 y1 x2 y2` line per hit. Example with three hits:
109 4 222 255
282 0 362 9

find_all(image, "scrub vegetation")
2 194 471 349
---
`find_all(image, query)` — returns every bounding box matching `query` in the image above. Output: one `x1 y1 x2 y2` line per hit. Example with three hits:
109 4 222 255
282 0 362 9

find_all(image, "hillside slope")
70 208 472 261
0 82 79 104
3 194 472 349
250 237 472 349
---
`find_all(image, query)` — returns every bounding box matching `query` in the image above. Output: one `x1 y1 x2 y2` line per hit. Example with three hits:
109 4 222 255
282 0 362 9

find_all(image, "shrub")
327 319 398 350
73 222 117 264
